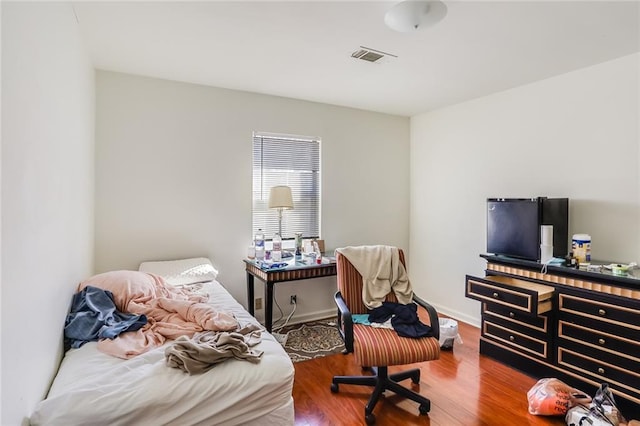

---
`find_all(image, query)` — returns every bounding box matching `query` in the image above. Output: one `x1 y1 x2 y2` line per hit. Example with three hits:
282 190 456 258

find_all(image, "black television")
486 197 569 261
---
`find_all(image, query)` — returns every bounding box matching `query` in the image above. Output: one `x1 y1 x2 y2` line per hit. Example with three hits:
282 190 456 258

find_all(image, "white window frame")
252 131 321 242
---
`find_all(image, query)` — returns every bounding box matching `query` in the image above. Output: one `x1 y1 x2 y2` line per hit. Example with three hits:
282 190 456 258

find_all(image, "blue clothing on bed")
64 285 147 348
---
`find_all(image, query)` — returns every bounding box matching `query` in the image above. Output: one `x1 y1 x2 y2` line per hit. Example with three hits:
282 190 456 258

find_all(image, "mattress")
30 280 295 426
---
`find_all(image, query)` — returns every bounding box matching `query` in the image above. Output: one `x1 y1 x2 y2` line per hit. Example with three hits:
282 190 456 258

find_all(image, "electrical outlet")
255 298 262 310
290 295 297 305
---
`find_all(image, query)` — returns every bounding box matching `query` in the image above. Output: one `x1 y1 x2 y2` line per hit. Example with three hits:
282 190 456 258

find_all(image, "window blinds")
252 133 320 241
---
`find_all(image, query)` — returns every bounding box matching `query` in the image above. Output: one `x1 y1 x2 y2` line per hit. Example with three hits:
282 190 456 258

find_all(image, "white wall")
1 3 95 425
95 71 410 323
410 53 640 326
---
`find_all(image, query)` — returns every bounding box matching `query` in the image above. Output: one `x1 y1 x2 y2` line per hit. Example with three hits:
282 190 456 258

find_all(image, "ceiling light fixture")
384 0 448 33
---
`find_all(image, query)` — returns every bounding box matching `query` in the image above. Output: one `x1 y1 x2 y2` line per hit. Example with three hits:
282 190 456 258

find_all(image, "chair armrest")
413 294 440 340
334 291 354 353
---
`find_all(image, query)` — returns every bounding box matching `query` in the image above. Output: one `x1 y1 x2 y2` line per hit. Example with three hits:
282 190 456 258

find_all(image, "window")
252 132 320 241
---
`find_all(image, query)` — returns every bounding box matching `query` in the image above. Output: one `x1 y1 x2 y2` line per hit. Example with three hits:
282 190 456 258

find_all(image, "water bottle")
294 232 303 259
272 233 282 262
255 229 265 260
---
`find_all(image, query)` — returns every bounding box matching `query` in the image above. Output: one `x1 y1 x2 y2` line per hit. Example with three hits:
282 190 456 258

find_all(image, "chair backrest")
335 249 405 314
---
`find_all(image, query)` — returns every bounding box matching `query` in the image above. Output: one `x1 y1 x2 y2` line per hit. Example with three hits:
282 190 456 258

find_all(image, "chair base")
331 366 431 425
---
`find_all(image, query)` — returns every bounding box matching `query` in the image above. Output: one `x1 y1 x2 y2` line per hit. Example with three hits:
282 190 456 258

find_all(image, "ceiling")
72 1 640 117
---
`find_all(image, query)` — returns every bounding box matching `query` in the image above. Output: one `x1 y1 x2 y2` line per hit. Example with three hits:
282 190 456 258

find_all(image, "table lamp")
268 185 294 236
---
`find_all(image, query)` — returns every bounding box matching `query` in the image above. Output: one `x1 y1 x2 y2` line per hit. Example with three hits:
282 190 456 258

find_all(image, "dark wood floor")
292 318 566 426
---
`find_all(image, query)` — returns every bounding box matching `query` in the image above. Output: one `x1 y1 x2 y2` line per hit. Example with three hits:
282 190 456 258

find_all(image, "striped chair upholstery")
353 325 440 367
335 250 440 366
331 248 441 425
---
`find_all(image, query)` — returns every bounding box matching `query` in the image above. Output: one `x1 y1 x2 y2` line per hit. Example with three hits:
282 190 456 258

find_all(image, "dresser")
466 255 640 419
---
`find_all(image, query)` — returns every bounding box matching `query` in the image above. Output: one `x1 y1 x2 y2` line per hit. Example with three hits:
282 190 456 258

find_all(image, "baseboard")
255 307 335 331
428 302 481 328
285 308 335 326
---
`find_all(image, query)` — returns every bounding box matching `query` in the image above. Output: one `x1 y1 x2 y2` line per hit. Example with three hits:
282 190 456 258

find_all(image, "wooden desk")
244 258 337 332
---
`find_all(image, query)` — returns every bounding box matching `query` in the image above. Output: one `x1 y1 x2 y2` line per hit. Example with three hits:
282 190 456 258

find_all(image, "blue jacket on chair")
368 302 434 338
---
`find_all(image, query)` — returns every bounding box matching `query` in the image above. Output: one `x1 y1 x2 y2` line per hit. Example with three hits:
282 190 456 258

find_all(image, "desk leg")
265 282 274 333
246 271 255 316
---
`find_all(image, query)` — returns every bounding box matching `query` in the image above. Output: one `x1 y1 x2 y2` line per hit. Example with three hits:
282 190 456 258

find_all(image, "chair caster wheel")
411 372 420 384
365 413 376 424
330 383 339 393
419 403 430 415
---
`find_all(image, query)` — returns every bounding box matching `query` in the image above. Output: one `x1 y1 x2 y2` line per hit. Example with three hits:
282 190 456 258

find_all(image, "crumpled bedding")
165 323 264 374
77 270 239 359
30 280 295 426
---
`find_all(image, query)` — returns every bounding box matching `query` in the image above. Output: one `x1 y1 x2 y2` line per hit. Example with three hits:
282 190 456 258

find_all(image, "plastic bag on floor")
527 378 591 416
438 318 462 350
566 383 627 426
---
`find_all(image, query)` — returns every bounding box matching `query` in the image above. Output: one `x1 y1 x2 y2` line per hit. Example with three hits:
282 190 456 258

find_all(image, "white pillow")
138 257 218 286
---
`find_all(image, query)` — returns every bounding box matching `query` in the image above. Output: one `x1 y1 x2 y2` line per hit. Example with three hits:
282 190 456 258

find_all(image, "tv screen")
487 198 540 260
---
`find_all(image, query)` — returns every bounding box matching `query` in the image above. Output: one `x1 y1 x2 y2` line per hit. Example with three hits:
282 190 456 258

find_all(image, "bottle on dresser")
272 233 282 261
255 229 265 260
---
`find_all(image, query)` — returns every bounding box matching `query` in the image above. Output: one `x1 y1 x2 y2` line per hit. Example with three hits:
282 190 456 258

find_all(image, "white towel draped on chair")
335 245 413 309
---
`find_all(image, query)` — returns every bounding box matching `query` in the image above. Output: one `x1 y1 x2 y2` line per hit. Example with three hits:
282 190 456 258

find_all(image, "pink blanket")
78 270 238 359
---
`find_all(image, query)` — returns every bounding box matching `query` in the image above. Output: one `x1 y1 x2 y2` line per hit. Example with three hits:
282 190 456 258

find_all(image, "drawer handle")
598 309 606 316
509 312 515 318
509 335 515 342
598 338 605 345
598 367 605 374
493 292 499 299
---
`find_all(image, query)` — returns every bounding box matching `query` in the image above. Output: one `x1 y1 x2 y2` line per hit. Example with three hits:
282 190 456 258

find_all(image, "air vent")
352 49 384 62
351 46 397 63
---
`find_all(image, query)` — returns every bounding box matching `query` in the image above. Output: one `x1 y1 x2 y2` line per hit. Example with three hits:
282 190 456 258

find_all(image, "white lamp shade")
268 186 294 210
384 0 447 33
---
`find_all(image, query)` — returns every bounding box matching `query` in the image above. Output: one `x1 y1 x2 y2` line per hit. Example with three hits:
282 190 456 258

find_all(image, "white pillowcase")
138 257 218 286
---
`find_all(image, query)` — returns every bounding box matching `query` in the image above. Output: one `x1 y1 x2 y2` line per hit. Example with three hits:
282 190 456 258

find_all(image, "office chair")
330 247 440 425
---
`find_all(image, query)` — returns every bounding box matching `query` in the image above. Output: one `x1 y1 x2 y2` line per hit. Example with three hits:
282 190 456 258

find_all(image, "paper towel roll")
541 225 553 246
540 244 553 264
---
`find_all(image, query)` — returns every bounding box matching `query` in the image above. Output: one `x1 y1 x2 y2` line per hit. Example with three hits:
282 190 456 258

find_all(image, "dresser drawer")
466 275 554 316
558 320 640 361
558 347 640 397
559 294 640 330
484 303 549 333
484 320 549 359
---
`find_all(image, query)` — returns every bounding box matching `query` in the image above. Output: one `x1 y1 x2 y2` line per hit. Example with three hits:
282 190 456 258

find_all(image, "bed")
30 258 295 426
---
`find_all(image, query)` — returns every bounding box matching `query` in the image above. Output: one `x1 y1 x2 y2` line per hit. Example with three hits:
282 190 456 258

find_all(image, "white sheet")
30 280 294 426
